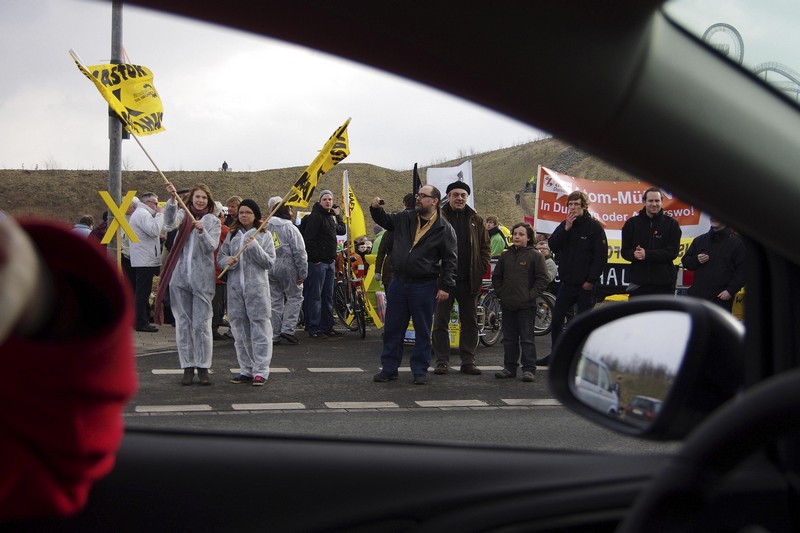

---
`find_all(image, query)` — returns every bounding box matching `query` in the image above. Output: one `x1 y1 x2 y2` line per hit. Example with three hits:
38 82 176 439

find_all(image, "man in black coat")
547 190 608 354
621 187 682 297
301 189 346 338
369 185 457 385
682 217 745 312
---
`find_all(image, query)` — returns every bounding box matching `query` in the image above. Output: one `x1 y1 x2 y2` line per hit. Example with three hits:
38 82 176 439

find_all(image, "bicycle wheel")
479 291 503 346
533 292 556 336
353 287 367 339
334 283 358 331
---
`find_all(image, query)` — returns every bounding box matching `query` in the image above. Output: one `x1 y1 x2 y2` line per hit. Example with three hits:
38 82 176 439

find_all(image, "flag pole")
69 49 193 222
217 190 293 279
130 133 195 221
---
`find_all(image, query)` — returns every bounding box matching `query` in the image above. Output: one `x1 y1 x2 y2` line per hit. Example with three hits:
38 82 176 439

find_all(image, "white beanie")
268 196 283 211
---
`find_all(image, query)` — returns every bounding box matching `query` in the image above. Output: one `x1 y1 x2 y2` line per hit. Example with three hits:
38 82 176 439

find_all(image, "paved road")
128 325 678 454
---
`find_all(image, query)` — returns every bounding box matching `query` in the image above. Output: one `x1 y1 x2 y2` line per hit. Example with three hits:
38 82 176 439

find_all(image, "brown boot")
197 367 211 386
182 367 195 386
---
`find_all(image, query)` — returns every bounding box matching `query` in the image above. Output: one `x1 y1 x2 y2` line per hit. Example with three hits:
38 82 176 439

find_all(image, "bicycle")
333 252 367 338
533 289 577 337
478 281 502 347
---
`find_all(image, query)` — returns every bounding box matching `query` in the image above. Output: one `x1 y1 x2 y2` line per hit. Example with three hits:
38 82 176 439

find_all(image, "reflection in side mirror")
570 311 691 429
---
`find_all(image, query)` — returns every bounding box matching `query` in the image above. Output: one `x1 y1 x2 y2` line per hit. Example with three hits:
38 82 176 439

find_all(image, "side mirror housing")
548 296 744 440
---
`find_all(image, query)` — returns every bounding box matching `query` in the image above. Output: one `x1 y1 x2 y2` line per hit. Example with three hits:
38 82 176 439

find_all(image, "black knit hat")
238 199 262 221
446 180 471 196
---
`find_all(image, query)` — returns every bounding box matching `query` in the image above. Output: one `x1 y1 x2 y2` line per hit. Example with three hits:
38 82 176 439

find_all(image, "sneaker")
536 354 551 367
212 329 227 341
230 374 253 384
495 368 516 379
522 371 535 382
434 364 449 375
280 333 301 345
413 375 428 385
460 363 482 375
324 329 344 337
252 376 267 386
272 337 282 345
373 371 399 382
309 331 327 339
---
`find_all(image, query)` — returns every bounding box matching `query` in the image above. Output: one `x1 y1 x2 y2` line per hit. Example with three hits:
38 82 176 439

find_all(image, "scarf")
154 204 209 324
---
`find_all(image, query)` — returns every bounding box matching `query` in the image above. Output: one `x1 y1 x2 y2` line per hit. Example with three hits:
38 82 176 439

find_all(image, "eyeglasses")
415 193 434 200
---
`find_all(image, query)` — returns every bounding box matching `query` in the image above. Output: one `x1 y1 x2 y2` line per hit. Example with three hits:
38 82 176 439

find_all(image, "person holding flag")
218 200 276 386
156 182 221 386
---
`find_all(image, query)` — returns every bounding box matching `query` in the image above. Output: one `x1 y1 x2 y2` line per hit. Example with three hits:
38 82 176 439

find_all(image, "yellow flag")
71 49 165 136
285 118 351 207
342 171 366 241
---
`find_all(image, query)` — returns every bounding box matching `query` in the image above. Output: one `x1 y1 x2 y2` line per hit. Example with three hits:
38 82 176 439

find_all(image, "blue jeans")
501 307 537 372
551 282 596 347
381 278 438 376
305 261 335 335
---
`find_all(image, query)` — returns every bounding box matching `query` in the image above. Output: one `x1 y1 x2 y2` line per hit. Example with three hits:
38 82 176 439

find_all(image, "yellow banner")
285 118 351 207
71 50 165 136
342 173 366 241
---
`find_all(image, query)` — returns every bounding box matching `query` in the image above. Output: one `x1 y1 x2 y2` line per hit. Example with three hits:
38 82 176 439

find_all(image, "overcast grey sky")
0 0 547 172
1 1 797 173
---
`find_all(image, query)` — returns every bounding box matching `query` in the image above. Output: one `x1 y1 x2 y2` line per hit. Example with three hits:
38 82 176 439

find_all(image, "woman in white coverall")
266 196 308 345
161 183 221 385
218 199 276 386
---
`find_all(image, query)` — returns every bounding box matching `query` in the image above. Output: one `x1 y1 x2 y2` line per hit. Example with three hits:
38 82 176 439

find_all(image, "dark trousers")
305 260 335 334
628 283 675 298
380 279 438 377
134 266 160 329
501 307 537 373
121 255 136 292
212 283 227 328
551 283 595 347
432 280 479 365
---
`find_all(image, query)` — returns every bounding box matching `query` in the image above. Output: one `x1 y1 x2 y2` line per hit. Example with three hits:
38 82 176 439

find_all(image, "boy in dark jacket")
493 222 549 382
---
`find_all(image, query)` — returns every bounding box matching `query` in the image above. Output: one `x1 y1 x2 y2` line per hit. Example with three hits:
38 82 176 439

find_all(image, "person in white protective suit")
218 199 277 386
157 182 222 386
267 196 308 345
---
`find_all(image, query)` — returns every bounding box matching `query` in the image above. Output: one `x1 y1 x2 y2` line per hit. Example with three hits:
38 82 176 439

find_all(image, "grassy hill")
0 137 637 236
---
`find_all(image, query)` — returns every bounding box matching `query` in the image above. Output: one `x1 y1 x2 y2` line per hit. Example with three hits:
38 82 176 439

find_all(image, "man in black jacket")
547 191 608 354
370 185 457 385
621 187 682 297
682 217 745 312
301 190 346 338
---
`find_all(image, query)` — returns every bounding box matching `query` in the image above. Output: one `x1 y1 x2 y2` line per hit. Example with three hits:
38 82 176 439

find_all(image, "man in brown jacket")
432 181 491 375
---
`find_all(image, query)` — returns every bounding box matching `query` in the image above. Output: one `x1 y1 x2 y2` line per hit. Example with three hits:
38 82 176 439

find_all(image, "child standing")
218 199 276 386
492 222 549 382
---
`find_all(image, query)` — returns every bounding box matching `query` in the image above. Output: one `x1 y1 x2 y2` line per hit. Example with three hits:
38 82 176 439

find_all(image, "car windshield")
664 0 800 105
8 0 791 456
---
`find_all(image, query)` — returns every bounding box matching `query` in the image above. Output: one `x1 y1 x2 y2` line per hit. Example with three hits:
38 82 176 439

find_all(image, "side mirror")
548 296 744 440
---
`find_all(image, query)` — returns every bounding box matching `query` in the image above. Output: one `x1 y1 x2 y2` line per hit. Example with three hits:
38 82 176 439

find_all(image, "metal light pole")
107 0 123 260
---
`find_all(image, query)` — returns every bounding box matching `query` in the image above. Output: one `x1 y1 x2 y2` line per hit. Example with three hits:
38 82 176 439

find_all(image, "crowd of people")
1 181 747 522
58 181 747 389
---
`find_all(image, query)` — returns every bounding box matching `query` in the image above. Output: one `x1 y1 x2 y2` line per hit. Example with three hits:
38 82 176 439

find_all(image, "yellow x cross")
100 190 139 244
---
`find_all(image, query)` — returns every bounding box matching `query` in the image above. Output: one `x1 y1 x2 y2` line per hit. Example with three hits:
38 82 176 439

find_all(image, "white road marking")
232 403 306 410
325 401 399 409
307 367 365 372
502 399 562 406
135 404 213 412
415 399 489 408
